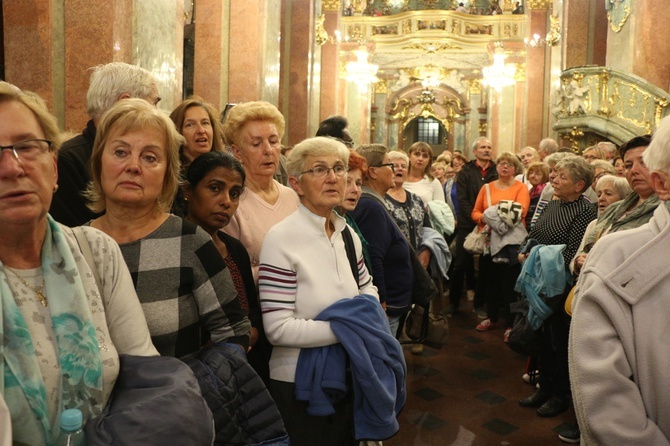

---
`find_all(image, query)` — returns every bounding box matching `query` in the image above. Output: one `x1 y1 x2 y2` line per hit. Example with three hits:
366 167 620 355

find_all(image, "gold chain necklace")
5 267 48 307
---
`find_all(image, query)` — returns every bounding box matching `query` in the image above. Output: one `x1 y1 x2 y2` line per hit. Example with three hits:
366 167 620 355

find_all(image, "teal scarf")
1 216 103 445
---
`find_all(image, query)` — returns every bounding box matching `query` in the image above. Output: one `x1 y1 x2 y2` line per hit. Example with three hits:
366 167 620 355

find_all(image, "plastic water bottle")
55 408 85 446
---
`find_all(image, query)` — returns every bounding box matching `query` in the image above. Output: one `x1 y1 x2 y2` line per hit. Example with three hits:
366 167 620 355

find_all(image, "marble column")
525 3 549 145
562 0 590 68
319 8 342 120
280 0 317 145
3 1 182 132
193 0 228 109
227 2 262 103
133 0 183 113
3 1 67 126
630 1 670 91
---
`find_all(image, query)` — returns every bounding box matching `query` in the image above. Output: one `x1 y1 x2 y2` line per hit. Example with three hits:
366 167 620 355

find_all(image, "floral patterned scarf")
0 216 103 445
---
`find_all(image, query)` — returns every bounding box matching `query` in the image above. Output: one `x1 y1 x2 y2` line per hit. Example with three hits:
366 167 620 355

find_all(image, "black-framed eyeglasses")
300 164 348 178
0 139 52 163
371 163 395 172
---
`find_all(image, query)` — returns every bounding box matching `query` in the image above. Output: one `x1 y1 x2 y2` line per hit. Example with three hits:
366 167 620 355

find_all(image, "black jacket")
455 160 498 231
185 343 288 446
50 119 101 226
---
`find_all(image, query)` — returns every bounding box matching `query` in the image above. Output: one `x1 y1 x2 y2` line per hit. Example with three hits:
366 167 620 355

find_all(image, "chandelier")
525 15 562 48
344 49 379 92
481 43 516 91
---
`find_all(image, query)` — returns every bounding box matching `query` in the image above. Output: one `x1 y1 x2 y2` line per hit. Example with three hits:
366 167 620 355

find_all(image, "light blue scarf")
1 216 103 445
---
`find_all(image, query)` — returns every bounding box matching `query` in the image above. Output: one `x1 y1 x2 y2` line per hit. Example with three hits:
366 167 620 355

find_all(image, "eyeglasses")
498 162 513 168
340 139 355 148
371 163 395 172
0 139 52 163
300 164 348 178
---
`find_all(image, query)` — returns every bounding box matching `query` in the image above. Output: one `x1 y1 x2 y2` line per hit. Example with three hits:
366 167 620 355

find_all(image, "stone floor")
385 295 579 446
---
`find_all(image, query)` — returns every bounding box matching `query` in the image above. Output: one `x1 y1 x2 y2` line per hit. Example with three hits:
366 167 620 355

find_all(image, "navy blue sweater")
350 191 413 316
295 294 406 441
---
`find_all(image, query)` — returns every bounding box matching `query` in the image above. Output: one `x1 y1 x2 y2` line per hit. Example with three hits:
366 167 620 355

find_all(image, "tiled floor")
386 296 579 446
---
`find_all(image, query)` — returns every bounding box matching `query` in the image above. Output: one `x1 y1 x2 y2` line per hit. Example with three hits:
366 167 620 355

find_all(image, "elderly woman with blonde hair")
516 146 541 186
88 98 250 358
569 116 670 444
221 101 299 281
0 84 157 444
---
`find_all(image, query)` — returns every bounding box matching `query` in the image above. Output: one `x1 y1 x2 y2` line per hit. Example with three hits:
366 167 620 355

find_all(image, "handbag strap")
362 190 419 255
342 226 359 283
485 183 492 209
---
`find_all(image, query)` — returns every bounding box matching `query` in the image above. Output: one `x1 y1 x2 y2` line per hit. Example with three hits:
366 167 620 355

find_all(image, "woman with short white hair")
259 137 398 445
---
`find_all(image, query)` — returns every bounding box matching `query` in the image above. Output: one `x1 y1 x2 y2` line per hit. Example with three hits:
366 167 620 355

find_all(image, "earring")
53 184 59 193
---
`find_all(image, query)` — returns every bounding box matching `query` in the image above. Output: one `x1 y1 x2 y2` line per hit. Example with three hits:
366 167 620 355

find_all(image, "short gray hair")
471 136 490 152
597 141 617 157
388 150 409 164
355 144 389 169
555 156 594 193
286 137 350 176
644 115 670 174
545 151 574 167
539 138 558 155
591 159 616 176
596 174 632 200
86 62 158 120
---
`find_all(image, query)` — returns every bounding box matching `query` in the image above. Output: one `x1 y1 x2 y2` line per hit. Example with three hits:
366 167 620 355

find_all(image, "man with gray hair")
597 141 617 162
50 62 160 226
537 137 559 161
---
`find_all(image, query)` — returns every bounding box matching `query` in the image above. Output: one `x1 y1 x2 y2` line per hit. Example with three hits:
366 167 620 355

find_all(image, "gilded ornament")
467 79 482 95
322 0 341 12
402 42 462 53
655 98 669 129
315 14 329 46
526 0 552 10
374 80 389 94
606 0 631 33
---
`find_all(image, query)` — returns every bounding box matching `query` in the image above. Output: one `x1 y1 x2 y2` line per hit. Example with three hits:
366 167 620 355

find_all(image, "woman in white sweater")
403 141 445 206
259 137 378 445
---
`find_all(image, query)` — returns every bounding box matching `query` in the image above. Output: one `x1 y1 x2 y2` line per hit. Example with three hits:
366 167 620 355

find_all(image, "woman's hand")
518 252 528 264
574 253 587 275
248 327 259 351
418 248 432 269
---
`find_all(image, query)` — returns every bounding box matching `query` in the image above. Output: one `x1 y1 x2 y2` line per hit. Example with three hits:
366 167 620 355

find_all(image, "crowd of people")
1 60 669 445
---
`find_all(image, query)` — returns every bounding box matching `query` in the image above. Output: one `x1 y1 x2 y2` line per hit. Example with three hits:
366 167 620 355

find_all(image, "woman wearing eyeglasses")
350 144 414 338
0 84 158 444
259 137 404 445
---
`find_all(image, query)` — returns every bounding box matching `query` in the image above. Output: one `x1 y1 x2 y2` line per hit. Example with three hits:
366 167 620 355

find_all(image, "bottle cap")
60 408 83 431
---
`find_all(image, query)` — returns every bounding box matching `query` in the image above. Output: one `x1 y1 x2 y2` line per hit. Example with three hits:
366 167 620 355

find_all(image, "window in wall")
417 117 440 145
